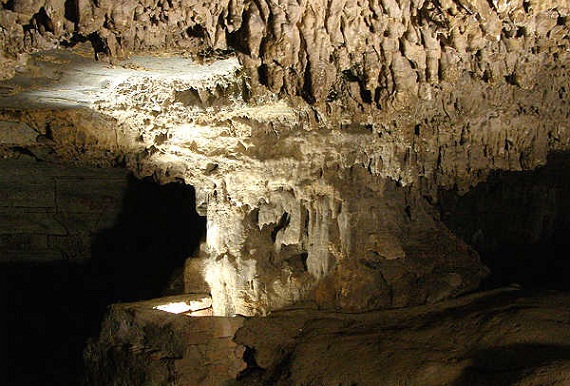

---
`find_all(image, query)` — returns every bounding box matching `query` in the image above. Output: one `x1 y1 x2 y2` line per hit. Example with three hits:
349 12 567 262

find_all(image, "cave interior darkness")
439 152 570 291
1 152 569 384
2 173 205 385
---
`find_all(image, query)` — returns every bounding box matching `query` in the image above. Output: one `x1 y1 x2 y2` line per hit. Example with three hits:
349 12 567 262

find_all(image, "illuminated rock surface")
1 0 570 384
0 47 492 315
84 294 245 386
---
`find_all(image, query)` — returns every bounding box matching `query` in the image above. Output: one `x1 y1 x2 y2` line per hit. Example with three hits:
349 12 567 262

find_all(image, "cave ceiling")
1 0 569 315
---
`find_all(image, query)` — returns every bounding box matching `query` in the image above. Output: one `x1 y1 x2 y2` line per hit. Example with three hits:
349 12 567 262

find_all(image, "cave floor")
86 287 570 386
235 287 570 386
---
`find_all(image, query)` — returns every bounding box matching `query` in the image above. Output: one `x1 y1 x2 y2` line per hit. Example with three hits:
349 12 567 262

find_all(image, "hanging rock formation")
1 0 569 315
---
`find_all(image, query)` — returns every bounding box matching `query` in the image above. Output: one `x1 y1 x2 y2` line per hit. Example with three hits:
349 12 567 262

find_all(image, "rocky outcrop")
202 167 487 315
0 49 491 314
85 288 570 386
233 288 570 386
84 294 245 386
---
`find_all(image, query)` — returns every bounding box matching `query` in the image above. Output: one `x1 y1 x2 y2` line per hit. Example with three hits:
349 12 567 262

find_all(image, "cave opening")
1 163 206 385
89 175 206 304
439 152 570 291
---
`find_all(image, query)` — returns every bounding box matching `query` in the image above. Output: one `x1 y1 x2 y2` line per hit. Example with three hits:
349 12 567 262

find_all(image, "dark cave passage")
89 175 206 304
1 167 206 385
439 152 570 291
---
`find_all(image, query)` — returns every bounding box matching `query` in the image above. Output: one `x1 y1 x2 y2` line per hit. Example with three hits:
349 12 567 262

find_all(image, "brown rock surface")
233 288 570 386
0 31 568 314
85 288 570 386
0 48 496 315
84 294 245 386
1 1 569 384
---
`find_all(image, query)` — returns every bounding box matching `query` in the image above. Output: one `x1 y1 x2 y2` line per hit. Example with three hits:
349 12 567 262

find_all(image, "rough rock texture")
86 288 570 386
2 2 570 384
0 158 128 263
0 49 490 315
233 288 570 386
84 294 245 386
1 1 569 316
2 0 570 109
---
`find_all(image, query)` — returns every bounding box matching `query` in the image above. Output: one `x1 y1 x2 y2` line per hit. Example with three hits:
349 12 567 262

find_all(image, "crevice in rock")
257 63 269 86
87 32 110 61
301 60 316 104
186 24 206 39
2 0 14 11
64 0 79 24
32 7 55 34
236 346 264 380
270 211 290 243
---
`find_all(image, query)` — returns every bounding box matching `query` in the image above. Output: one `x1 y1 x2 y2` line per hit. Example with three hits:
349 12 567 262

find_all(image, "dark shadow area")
64 0 79 24
2 261 94 385
417 288 530 328
88 175 206 304
452 344 570 386
2 175 205 385
439 152 570 290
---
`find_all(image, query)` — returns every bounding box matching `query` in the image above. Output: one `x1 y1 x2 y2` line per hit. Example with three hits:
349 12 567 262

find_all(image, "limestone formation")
0 49 491 315
2 0 569 112
2 1 570 385
1 0 569 315
84 294 245 385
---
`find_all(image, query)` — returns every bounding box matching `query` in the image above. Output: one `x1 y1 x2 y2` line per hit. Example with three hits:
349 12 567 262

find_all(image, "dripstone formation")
1 0 569 309
1 0 569 316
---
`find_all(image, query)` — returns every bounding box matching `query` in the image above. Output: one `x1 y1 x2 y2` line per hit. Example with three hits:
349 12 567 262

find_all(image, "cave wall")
0 157 128 263
1 0 568 193
2 0 569 109
3 2 570 383
439 152 570 289
0 158 128 384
